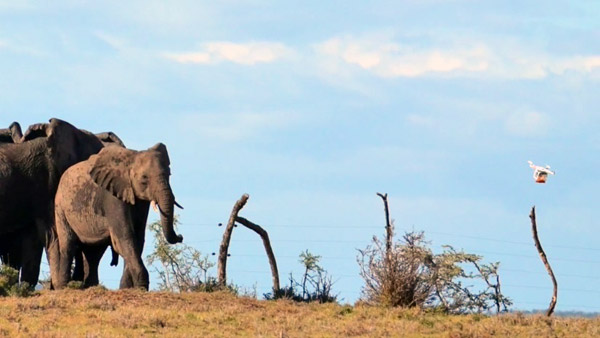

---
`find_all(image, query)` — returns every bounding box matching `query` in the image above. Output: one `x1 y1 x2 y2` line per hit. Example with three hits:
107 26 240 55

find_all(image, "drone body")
528 161 555 184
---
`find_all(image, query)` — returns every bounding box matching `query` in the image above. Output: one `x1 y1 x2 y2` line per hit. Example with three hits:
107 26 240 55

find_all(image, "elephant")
69 132 125 284
53 143 183 289
0 122 29 273
0 118 113 286
0 123 123 284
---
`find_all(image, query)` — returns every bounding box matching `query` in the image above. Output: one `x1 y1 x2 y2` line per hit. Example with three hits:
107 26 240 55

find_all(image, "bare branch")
236 216 280 292
217 194 249 286
529 206 558 317
376 193 393 259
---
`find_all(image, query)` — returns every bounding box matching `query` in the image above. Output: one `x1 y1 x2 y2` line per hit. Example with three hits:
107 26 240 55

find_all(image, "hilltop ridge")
0 288 598 337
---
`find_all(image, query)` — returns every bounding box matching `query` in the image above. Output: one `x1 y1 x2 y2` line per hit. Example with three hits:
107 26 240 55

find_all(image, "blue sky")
1 1 599 311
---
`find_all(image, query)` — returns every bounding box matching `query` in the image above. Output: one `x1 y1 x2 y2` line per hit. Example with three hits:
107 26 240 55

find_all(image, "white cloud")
178 111 299 142
315 36 490 78
314 35 600 79
505 111 550 137
494 53 600 79
165 41 292 65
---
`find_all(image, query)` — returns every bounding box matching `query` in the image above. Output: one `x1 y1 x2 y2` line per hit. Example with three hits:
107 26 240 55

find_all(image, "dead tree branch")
376 193 393 260
217 193 280 293
236 216 280 292
529 206 558 317
217 194 249 286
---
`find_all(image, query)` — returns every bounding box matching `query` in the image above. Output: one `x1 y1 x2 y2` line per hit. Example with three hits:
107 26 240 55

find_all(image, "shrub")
264 250 338 303
358 231 512 314
358 231 432 308
146 217 235 293
0 265 35 297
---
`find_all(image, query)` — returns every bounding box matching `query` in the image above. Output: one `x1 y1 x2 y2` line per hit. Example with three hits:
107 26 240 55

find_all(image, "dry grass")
0 288 597 337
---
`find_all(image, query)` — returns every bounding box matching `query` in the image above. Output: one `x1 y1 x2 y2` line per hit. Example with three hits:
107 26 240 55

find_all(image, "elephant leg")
114 240 148 290
54 208 77 289
71 250 84 282
19 236 43 287
82 245 107 287
45 235 60 290
119 263 134 289
2 234 22 270
119 209 149 290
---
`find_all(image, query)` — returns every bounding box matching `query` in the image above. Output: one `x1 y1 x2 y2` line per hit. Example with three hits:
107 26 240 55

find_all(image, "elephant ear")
89 147 137 205
9 122 22 143
21 118 71 143
21 122 52 142
95 132 126 148
150 143 170 166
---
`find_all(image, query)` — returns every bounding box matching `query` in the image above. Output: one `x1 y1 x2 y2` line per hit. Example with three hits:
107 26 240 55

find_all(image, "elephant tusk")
150 200 159 213
174 200 184 210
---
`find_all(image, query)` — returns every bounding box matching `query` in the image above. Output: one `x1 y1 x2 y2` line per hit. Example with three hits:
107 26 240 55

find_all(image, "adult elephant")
69 132 125 284
0 118 109 286
53 143 183 289
0 122 31 273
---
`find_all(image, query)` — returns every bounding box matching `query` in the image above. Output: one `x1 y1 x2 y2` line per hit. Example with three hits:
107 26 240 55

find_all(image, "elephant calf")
52 143 183 289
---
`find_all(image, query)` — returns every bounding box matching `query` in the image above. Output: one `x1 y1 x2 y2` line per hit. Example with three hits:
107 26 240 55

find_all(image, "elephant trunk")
156 184 183 244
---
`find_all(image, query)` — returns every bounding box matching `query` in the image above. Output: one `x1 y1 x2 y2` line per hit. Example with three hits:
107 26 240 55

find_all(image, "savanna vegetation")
0 288 598 337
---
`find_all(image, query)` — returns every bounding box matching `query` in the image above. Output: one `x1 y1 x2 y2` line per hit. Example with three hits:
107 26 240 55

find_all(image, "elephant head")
22 118 104 175
89 143 183 244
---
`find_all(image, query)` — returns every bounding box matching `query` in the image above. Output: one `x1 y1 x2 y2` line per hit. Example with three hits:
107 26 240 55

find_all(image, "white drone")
528 161 555 184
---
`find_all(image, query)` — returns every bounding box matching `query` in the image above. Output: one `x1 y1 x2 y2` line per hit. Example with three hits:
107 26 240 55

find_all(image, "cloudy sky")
1 1 599 311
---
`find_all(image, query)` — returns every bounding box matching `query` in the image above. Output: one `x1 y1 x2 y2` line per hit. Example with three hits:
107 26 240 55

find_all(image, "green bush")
0 265 35 297
264 250 338 304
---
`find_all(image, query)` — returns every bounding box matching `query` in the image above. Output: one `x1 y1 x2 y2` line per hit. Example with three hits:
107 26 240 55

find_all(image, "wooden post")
377 193 393 259
236 216 280 292
529 206 558 317
217 194 249 286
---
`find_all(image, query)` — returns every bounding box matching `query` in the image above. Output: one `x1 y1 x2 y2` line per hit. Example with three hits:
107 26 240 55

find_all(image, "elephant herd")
0 118 183 290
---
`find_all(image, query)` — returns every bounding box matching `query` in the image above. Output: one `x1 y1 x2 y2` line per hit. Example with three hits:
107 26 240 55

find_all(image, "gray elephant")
69 132 125 284
0 122 34 275
53 143 183 289
0 118 110 286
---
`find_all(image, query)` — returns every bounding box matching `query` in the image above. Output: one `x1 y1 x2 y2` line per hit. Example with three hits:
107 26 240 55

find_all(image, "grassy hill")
0 288 598 337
